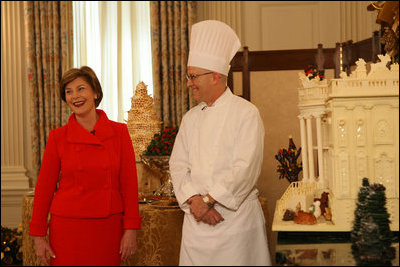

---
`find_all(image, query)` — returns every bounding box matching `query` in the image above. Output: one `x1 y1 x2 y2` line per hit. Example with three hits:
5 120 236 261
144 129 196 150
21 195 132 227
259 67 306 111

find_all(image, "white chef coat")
169 88 271 266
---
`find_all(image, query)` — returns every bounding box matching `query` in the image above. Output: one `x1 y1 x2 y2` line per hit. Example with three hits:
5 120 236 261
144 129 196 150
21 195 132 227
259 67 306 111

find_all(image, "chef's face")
186 66 215 103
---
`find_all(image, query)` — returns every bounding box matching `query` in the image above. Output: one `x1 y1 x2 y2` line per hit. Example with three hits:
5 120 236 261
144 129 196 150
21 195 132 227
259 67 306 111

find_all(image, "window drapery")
150 1 197 127
73 1 153 123
24 1 73 180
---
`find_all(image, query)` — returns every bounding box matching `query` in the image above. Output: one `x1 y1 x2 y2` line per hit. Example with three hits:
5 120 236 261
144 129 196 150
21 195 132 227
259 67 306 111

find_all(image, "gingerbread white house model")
272 54 399 231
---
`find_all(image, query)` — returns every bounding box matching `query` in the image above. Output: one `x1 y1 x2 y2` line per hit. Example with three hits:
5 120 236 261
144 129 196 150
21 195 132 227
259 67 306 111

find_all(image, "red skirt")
49 213 123 266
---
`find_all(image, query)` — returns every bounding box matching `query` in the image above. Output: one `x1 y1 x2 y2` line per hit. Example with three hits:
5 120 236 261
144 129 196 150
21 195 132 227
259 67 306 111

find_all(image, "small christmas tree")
351 178 395 266
365 184 393 247
275 136 302 183
351 178 370 242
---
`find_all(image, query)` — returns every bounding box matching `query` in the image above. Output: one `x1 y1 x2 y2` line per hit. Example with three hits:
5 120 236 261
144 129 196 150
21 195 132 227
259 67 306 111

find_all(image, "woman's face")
65 77 97 117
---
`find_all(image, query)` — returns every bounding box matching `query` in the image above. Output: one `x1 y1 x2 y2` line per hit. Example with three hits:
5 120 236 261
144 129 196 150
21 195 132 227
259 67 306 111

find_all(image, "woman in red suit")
29 66 142 266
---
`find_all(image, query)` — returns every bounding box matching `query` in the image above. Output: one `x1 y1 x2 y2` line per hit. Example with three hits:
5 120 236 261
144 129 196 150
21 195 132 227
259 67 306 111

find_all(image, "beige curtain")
150 1 197 127
73 1 153 123
24 1 73 179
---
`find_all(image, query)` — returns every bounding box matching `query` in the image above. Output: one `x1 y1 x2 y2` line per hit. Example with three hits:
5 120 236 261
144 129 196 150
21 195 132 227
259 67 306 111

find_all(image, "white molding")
1 173 30 190
1 188 31 227
1 166 29 190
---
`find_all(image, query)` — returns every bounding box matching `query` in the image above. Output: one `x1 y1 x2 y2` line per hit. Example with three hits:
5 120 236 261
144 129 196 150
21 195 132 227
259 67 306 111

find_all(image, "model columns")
315 113 324 185
298 115 309 181
306 116 315 181
298 112 325 186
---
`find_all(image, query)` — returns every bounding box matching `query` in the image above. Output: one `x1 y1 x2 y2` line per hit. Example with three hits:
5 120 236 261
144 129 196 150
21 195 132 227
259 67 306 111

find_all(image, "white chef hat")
188 20 241 76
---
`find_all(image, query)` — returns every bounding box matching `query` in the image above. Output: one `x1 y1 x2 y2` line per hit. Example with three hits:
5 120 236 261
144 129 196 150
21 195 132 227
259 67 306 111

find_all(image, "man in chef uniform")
169 20 271 266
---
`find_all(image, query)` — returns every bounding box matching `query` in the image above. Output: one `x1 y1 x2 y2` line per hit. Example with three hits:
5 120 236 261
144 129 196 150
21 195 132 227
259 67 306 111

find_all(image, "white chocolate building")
273 54 399 231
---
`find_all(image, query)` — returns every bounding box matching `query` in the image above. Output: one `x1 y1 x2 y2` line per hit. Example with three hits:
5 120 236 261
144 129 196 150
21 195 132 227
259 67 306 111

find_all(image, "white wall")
198 1 379 51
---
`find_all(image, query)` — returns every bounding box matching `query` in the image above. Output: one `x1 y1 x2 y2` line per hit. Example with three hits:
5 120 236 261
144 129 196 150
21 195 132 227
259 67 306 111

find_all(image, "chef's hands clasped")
187 195 224 226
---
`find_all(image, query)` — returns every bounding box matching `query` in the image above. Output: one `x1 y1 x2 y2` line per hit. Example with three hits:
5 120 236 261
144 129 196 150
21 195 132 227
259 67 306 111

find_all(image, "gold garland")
370 1 384 10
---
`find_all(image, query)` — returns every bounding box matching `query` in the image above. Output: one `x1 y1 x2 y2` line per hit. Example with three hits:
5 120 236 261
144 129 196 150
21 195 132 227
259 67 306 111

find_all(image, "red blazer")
29 109 142 236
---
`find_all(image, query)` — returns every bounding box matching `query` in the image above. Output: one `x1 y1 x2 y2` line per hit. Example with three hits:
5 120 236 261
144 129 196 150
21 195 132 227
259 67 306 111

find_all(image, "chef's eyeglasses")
185 72 213 81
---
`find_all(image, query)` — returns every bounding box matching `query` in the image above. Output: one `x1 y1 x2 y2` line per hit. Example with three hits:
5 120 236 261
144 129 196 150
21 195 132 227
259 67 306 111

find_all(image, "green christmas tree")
365 184 393 247
351 177 370 243
351 178 395 266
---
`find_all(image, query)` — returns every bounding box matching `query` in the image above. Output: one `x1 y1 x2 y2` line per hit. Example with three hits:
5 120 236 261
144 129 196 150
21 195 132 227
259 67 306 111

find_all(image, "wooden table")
22 195 268 266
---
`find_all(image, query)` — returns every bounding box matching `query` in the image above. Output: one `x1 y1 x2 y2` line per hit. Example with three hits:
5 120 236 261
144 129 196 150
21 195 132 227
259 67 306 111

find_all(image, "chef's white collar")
201 87 232 110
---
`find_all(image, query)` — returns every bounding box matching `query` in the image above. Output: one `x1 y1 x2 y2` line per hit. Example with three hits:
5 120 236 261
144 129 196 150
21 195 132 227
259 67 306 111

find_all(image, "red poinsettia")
304 64 324 80
144 126 178 156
